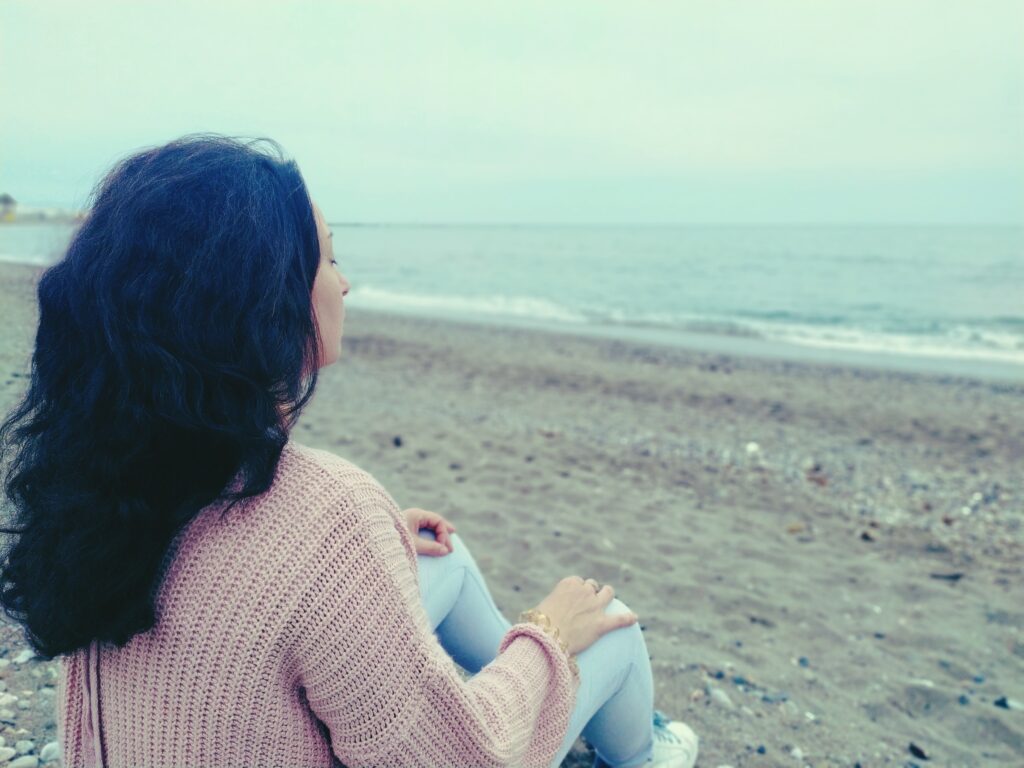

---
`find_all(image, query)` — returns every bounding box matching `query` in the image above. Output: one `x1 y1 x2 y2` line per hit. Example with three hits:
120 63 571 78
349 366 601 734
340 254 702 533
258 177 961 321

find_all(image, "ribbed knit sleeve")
290 474 581 768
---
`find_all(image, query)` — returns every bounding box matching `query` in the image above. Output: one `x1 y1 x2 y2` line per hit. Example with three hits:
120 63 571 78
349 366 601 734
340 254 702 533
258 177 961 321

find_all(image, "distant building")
0 193 16 222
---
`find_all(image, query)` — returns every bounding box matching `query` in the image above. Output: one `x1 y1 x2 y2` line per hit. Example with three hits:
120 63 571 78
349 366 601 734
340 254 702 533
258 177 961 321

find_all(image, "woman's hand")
534 576 638 656
404 507 457 557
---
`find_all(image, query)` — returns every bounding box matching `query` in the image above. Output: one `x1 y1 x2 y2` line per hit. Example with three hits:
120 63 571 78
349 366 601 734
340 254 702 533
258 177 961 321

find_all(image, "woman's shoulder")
273 439 413 565
279 439 369 484
274 439 400 521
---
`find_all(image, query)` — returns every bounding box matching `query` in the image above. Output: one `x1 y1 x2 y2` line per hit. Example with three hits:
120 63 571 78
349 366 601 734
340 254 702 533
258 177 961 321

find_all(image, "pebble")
0 747 17 762
745 442 760 455
14 741 34 755
994 696 1023 710
15 701 29 710
0 709 15 720
790 746 804 760
39 742 59 763
708 686 736 710
9 756 40 768
11 651 34 665
0 695 16 708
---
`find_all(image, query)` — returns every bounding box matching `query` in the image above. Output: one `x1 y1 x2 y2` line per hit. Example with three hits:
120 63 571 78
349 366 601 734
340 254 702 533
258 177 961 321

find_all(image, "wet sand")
1 262 1022 766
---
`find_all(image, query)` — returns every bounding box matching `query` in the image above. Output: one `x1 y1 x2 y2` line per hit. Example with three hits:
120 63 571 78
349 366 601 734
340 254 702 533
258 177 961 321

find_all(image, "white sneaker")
589 710 699 768
648 709 699 768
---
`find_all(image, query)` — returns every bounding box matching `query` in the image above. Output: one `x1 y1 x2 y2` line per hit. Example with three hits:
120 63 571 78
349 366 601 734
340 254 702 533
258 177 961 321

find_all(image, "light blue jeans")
416 529 656 768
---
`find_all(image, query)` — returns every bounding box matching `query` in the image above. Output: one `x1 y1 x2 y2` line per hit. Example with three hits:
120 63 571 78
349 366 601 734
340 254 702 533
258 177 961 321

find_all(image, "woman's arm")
289 477 580 768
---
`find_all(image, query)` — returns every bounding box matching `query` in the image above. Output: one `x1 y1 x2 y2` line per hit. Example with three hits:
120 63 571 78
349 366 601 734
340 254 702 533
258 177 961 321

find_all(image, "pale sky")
2 1 1022 224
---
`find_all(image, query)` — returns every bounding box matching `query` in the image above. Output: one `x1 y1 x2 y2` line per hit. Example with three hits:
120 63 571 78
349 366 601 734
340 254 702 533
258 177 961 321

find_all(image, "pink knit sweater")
57 440 580 767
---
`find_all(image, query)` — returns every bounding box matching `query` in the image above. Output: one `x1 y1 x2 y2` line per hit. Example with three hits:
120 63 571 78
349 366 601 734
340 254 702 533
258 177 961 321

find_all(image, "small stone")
0 708 14 719
0 747 17 762
11 651 34 665
908 742 929 760
745 442 760 455
708 686 735 710
790 746 804 760
9 756 40 768
0 695 16 708
14 741 33 755
15 702 29 711
39 742 59 763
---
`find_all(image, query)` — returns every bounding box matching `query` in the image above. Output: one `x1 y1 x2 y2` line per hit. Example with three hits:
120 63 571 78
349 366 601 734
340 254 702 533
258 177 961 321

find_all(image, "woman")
0 135 698 768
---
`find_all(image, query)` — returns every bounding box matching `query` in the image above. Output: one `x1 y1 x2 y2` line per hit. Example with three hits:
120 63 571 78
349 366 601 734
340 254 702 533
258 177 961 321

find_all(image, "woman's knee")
583 597 645 658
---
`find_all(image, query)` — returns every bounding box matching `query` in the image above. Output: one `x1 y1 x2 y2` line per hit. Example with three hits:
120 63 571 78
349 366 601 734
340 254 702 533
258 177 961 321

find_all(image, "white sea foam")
754 322 1024 365
349 286 588 324
0 251 53 267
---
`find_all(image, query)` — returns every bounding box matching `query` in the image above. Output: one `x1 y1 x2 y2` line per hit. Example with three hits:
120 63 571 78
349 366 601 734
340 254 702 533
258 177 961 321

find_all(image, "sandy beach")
1 260 1021 766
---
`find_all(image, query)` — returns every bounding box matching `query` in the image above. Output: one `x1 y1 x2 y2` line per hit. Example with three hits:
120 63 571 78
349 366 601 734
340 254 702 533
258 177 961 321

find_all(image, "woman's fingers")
416 538 450 556
603 610 639 632
438 529 453 551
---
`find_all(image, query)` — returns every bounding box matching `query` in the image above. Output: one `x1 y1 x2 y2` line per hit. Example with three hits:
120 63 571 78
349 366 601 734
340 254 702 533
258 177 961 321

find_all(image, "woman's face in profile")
310 201 350 367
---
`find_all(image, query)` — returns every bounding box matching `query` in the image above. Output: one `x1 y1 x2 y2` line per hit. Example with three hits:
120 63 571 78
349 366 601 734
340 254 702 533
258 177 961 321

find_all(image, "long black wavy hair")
0 134 324 660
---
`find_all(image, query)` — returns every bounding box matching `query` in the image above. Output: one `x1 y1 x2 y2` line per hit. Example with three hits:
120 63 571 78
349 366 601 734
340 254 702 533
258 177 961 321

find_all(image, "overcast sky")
2 1 1022 224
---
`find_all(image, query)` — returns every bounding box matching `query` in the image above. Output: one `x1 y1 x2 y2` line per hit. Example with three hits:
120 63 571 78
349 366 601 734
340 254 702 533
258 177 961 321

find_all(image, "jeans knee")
592 597 644 653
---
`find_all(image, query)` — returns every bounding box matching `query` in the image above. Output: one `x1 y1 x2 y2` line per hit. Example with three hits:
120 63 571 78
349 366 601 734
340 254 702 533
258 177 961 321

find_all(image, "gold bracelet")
518 608 580 678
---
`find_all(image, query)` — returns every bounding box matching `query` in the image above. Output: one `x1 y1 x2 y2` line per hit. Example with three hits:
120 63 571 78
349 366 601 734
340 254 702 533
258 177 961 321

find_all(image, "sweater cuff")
500 621 582 689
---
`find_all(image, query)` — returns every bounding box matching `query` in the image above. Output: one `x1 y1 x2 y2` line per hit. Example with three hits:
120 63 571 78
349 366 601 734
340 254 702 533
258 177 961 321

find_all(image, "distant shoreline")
350 304 1024 384
0 259 1020 385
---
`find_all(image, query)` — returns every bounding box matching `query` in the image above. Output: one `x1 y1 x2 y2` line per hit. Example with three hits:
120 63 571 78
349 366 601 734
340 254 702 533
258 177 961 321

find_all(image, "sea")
3 221 1022 380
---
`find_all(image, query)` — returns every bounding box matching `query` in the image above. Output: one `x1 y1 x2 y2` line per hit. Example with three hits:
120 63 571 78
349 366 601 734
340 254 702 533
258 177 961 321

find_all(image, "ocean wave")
348 287 1024 366
0 252 54 267
754 322 1024 365
348 286 589 324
